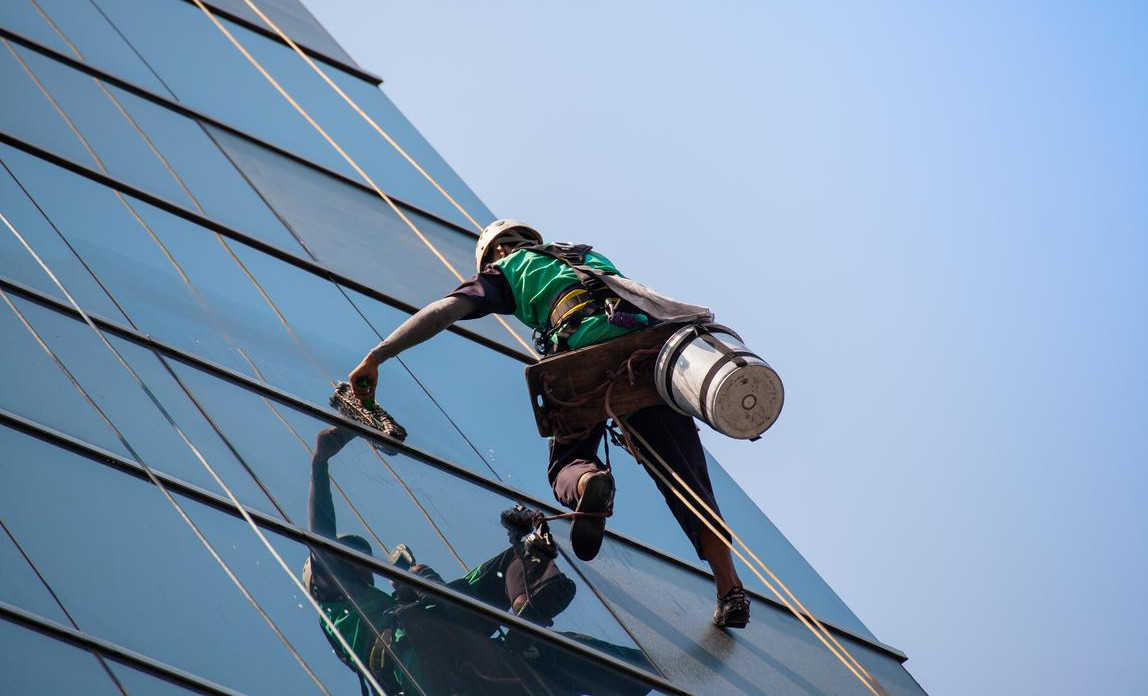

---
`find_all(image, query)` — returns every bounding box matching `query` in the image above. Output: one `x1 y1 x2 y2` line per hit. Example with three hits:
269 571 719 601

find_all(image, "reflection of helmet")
475 219 542 273
301 534 375 594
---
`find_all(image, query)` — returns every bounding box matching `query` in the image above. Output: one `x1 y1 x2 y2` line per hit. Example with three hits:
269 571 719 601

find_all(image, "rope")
0 210 384 696
188 0 538 360
236 0 485 235
160 5 884 692
604 403 891 696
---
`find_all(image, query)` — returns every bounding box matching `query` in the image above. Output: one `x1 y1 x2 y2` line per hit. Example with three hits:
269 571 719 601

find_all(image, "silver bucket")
655 324 783 440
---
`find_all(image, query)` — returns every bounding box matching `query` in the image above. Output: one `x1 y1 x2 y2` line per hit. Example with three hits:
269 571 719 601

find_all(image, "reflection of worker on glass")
349 220 749 628
306 426 648 696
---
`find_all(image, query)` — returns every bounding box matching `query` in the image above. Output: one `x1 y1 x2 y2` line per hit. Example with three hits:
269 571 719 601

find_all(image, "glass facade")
0 2 928 694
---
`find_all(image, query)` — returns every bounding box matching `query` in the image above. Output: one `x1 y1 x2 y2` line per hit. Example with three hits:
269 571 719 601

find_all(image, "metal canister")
655 324 784 440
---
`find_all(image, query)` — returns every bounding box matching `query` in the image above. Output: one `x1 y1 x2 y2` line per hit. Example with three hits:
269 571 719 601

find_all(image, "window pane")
0 159 128 323
3 295 278 515
0 38 96 167
0 291 132 458
90 0 493 230
213 128 530 352
161 365 650 664
2 44 305 253
573 534 924 696
0 522 70 625
260 527 656 696
0 424 333 695
0 0 169 94
0 619 123 696
207 0 357 67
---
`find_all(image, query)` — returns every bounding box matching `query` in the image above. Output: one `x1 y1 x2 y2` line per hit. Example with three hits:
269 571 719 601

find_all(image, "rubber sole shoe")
713 587 751 629
570 473 613 561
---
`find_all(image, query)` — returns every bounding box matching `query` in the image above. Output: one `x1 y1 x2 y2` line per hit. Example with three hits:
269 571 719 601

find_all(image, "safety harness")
522 243 643 355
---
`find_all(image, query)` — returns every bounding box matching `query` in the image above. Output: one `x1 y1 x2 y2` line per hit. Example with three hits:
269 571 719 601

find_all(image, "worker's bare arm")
349 294 479 402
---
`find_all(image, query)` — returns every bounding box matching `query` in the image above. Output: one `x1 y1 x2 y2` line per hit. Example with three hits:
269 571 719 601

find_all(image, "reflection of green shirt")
494 248 645 351
320 589 420 691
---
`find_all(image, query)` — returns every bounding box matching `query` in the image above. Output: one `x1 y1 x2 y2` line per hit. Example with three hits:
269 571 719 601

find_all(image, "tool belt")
524 322 685 439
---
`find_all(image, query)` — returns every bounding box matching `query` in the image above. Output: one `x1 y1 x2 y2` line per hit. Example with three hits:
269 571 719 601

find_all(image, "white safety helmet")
475 219 543 273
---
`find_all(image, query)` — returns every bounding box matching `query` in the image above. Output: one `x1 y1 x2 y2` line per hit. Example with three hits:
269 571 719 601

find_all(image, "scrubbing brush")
330 381 408 442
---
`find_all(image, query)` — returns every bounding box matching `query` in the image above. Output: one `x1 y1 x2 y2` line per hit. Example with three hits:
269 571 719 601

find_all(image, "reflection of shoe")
523 525 558 559
571 473 613 561
713 587 751 629
516 574 577 626
501 504 538 531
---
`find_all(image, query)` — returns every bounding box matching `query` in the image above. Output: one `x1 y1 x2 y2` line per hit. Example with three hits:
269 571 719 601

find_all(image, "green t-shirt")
320 589 419 690
493 248 646 351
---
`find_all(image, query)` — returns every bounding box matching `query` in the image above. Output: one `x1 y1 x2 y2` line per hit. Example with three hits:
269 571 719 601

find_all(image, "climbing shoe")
501 504 538 532
713 587 751 629
523 519 558 559
570 472 613 561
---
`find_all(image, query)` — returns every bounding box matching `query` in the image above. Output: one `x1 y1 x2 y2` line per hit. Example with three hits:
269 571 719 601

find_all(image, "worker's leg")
626 406 745 598
548 422 614 560
548 422 608 509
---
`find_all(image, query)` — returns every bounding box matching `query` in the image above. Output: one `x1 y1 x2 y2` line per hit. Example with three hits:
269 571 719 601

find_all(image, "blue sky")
302 3 1147 694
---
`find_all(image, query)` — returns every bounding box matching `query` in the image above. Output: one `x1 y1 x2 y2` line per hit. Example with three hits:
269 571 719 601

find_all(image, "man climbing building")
349 220 750 628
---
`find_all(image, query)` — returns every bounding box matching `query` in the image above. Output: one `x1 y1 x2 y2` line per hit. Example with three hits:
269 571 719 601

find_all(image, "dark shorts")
548 404 727 559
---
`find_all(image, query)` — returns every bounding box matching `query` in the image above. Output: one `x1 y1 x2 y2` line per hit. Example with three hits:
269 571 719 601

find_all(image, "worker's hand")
348 357 379 409
314 426 355 462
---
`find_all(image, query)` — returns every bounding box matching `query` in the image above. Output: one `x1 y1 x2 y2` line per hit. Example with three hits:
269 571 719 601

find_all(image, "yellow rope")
238 0 485 235
192 5 888 692
189 0 537 359
621 423 890 696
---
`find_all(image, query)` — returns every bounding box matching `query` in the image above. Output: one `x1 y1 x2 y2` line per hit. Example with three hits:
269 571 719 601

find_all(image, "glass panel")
0 159 128 323
0 291 131 458
347 288 546 486
108 662 217 696
257 523 656 696
573 534 926 696
0 619 123 696
0 520 70 625
161 365 648 662
3 295 278 515
213 128 530 352
10 43 196 206
0 143 255 376
0 0 170 94
207 0 357 67
0 37 97 167
90 0 494 230
2 146 502 473
0 423 333 695
704 451 876 640
2 43 305 253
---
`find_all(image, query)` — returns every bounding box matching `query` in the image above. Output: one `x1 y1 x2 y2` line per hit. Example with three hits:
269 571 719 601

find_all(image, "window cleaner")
347 219 780 628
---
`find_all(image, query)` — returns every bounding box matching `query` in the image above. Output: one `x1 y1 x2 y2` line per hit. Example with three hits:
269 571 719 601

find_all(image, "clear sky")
301 3 1147 694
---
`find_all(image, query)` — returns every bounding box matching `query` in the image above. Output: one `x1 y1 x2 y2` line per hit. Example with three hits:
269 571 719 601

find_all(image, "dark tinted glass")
1 295 277 514
0 159 127 323
0 619 124 696
0 0 169 94
213 128 530 353
0 424 338 695
0 44 304 253
0 38 96 166
262 530 657 696
0 291 132 458
207 0 357 66
572 534 925 696
703 450 875 640
0 522 70 625
90 0 493 230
